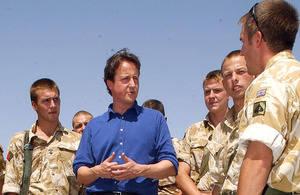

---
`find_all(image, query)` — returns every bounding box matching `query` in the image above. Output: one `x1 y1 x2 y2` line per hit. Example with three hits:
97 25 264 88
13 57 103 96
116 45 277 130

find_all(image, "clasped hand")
92 152 144 181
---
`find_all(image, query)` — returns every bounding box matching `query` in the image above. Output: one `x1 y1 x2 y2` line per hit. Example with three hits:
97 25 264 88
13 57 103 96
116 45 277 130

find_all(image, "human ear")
31 101 38 111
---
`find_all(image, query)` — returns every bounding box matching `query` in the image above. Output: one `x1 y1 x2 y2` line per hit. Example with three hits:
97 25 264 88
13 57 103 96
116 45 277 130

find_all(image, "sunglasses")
249 3 264 38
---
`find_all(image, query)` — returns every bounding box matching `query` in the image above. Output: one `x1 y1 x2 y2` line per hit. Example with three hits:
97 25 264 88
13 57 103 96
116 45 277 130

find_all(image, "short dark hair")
142 99 165 116
30 78 60 103
239 0 299 52
104 48 141 95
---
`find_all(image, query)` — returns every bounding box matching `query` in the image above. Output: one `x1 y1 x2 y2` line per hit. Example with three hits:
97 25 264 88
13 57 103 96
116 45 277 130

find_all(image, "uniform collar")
264 50 294 71
29 121 66 142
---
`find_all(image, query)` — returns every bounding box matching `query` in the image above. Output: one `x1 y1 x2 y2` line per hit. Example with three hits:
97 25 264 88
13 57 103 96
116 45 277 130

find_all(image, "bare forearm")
237 141 272 195
212 185 221 195
238 158 270 194
176 172 201 195
139 160 176 179
176 162 201 195
77 166 100 185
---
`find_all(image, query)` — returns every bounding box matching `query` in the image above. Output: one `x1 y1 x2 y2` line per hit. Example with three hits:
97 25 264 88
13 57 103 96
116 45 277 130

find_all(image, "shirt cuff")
239 123 286 163
2 183 21 194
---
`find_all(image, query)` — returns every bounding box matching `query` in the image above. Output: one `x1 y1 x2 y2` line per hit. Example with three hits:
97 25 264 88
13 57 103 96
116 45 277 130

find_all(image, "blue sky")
1 0 300 155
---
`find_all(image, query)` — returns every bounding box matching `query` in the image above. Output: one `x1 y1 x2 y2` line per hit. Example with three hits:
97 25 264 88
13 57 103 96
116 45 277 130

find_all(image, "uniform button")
121 117 124 119
119 156 121 158
114 181 117 184
120 129 123 131
120 142 123 145
49 151 53 154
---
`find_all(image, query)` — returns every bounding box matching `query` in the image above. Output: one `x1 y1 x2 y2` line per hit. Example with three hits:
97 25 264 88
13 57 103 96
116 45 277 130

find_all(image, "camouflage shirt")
158 138 183 195
0 144 5 180
3 122 82 195
223 51 300 193
177 114 215 191
208 107 241 189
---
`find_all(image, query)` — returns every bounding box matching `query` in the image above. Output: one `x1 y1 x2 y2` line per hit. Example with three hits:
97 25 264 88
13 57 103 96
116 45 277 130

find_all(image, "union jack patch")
257 89 266 97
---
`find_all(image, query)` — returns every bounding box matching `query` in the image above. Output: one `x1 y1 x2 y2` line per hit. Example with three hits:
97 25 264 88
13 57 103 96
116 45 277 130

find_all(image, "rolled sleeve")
239 123 286 163
2 183 20 194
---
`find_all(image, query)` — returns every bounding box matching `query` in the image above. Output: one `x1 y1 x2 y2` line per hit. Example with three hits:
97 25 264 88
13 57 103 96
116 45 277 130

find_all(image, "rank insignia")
7 151 13 161
253 101 266 117
257 89 266 97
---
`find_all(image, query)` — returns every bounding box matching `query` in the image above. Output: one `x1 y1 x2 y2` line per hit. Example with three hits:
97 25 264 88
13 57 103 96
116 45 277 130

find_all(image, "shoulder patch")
257 89 266 97
253 101 266 117
7 151 14 161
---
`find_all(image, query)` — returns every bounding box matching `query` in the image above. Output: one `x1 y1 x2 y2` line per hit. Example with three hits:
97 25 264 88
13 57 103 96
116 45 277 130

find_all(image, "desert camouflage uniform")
177 114 215 192
208 107 241 189
3 122 81 195
158 138 183 195
222 51 300 193
0 144 5 180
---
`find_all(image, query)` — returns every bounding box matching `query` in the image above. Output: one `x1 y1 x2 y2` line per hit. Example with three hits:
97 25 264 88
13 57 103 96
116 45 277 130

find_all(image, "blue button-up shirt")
73 102 178 195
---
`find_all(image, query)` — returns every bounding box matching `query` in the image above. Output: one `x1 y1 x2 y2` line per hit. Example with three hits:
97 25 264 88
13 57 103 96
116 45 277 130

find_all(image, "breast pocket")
190 139 208 171
58 146 77 177
58 145 80 194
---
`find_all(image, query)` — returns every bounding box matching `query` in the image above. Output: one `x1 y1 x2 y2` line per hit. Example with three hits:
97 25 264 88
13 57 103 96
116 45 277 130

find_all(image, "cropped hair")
30 78 60 103
239 0 299 52
104 48 141 95
142 99 165 116
72 110 93 128
202 70 223 89
221 50 242 74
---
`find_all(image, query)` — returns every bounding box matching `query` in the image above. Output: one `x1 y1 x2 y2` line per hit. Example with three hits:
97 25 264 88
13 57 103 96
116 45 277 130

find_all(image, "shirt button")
120 129 123 131
119 156 121 158
120 142 123 145
114 181 117 184
121 117 124 119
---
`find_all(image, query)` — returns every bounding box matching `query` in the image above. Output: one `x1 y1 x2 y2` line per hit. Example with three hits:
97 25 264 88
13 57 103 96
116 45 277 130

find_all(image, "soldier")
72 110 93 195
3 78 81 194
72 111 93 134
222 0 300 194
0 144 5 193
176 70 230 194
142 99 183 195
206 50 254 194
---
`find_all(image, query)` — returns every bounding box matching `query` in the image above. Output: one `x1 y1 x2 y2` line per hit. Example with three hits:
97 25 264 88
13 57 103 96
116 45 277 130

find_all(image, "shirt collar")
264 50 294 71
29 121 66 142
108 101 140 120
204 113 215 129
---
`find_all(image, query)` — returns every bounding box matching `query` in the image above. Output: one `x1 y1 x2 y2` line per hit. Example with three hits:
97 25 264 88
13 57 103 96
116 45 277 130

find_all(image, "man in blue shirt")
73 48 178 195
